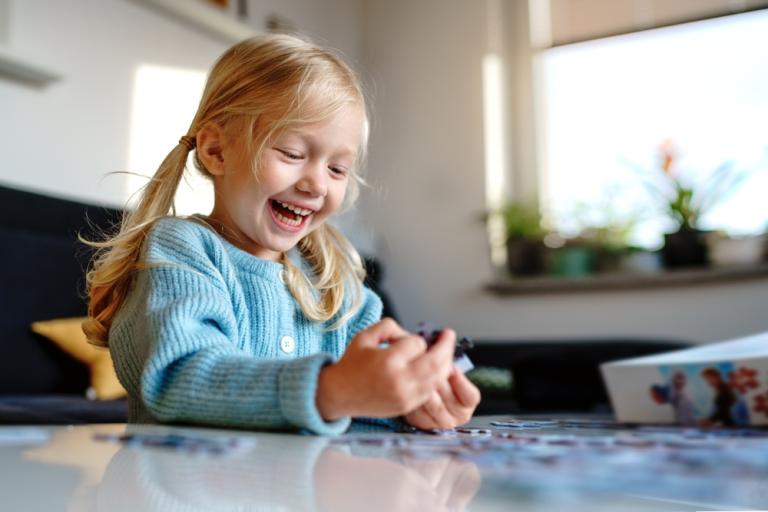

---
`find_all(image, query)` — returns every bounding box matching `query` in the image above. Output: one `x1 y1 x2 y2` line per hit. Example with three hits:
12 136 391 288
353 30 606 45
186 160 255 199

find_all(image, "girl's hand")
316 318 455 420
403 365 481 430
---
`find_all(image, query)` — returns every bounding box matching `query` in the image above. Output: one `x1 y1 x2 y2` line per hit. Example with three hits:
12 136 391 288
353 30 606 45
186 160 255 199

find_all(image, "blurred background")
2 0 768 344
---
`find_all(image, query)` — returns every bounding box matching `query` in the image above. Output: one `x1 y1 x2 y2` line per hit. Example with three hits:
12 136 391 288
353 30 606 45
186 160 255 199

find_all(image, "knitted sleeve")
122 220 349 435
346 286 384 339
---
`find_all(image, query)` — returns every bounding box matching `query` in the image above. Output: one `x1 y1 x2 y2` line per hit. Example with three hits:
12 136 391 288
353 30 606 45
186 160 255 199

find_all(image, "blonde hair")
84 34 370 347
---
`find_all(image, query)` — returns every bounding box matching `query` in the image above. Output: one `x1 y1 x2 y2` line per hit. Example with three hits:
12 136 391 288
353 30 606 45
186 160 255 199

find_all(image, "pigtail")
283 223 365 329
82 139 193 346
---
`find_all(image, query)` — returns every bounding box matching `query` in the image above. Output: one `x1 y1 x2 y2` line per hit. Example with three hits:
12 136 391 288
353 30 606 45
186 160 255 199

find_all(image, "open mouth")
269 199 314 230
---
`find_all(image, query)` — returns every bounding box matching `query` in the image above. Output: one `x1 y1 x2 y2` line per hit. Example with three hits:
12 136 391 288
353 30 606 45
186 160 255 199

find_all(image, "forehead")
278 106 365 154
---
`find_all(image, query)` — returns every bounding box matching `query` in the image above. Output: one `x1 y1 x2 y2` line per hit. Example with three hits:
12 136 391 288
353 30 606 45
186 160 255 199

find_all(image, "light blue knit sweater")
109 216 384 435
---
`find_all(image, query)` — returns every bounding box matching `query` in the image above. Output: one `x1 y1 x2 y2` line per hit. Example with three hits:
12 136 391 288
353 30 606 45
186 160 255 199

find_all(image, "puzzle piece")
417 321 474 373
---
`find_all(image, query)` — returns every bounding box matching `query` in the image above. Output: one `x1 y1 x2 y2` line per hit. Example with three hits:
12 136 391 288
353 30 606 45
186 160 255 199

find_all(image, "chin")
263 234 303 254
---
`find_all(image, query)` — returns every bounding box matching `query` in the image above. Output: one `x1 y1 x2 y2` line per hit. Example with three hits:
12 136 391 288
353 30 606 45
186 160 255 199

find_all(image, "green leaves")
498 203 545 241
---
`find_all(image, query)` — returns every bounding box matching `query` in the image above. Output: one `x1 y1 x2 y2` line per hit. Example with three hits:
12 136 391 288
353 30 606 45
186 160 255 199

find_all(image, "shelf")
0 46 60 86
486 263 768 295
131 0 258 43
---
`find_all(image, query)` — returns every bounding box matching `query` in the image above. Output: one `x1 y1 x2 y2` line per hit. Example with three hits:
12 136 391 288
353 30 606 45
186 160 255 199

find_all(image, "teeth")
276 212 302 226
277 200 312 216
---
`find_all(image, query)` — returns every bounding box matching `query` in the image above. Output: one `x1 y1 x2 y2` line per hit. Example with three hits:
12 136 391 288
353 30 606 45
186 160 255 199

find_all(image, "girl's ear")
196 122 227 176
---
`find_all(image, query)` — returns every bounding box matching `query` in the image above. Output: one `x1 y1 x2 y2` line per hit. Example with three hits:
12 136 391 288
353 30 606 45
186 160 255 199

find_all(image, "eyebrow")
281 131 358 159
333 146 358 159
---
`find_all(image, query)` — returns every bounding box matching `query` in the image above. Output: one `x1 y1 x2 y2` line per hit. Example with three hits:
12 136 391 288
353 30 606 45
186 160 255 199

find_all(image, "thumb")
354 317 410 348
430 328 457 362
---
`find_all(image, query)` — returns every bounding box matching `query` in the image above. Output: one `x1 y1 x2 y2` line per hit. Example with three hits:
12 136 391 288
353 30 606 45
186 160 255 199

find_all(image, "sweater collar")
188 215 285 281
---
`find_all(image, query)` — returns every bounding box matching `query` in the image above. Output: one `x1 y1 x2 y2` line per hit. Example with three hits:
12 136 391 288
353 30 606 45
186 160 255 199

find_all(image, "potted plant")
559 196 656 275
632 141 753 269
580 225 634 274
498 202 547 276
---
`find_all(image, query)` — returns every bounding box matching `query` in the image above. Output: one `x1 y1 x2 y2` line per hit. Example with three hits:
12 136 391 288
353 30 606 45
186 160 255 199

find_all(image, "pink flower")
729 367 760 394
659 139 676 176
754 393 768 417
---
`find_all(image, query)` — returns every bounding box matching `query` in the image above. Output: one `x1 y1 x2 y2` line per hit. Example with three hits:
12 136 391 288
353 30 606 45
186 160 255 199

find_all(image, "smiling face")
201 105 364 261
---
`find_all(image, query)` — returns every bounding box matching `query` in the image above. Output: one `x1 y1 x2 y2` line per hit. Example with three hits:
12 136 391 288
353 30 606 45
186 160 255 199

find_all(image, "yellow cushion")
30 317 126 400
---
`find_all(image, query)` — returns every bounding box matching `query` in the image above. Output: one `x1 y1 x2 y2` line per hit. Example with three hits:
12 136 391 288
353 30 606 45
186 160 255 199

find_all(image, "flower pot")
505 237 546 276
707 233 766 267
662 229 708 269
595 249 623 274
551 246 596 278
620 251 662 274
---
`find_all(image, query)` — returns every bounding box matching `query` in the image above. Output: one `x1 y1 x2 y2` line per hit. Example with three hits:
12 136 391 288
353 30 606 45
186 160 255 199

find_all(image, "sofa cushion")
30 317 126 400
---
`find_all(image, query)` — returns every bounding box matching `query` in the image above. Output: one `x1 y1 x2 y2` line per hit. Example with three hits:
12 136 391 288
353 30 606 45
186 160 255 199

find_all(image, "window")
538 9 768 249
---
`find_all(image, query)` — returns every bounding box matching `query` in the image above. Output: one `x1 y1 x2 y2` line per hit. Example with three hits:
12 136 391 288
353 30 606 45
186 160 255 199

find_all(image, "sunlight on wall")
126 64 212 215
483 54 507 210
483 53 509 267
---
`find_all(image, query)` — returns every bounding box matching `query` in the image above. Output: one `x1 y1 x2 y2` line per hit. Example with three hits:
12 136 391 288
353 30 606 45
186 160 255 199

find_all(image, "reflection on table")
95 425 480 512
3 417 768 511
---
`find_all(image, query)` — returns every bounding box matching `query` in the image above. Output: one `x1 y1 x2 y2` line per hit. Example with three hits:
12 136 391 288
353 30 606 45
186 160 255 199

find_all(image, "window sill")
486 263 768 295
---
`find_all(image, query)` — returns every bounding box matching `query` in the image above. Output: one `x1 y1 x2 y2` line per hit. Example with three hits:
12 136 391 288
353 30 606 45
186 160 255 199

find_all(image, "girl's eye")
329 166 348 177
278 148 303 160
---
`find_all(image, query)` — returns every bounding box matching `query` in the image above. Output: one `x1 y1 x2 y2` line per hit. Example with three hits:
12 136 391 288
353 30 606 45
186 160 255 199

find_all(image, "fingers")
387 326 457 366
428 372 480 427
447 369 482 408
353 317 409 348
403 406 436 431
399 329 456 407
435 379 472 426
433 328 457 350
409 328 455 381
406 385 469 430
387 334 428 362
435 379 461 414
422 390 455 428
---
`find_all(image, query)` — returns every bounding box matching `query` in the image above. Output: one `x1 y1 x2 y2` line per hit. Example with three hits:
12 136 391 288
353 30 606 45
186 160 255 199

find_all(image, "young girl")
84 34 480 435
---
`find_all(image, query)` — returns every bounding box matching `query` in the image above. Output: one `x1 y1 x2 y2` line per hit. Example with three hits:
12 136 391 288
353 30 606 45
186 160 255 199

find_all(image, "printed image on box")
601 332 768 426
650 363 754 426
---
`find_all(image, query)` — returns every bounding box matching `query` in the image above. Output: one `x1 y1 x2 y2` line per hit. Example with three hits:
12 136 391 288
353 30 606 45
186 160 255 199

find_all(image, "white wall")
245 0 362 66
1 0 220 205
0 0 362 208
359 0 768 343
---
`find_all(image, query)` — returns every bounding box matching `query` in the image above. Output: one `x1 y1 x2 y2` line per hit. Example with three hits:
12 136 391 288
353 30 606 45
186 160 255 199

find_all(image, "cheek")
323 182 348 214
254 156 291 192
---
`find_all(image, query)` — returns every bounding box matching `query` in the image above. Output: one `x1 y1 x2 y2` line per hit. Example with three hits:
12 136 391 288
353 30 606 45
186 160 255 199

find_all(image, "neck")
195 213 285 262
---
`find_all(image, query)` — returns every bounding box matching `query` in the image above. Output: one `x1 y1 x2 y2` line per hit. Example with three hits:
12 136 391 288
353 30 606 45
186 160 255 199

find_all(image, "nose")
296 161 328 197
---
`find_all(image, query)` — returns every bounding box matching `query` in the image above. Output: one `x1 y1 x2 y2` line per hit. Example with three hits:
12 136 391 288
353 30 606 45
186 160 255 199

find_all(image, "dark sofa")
469 338 691 414
0 183 127 423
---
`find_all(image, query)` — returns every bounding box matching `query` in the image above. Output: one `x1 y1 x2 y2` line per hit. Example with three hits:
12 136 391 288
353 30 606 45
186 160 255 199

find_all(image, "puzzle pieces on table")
94 432 254 456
